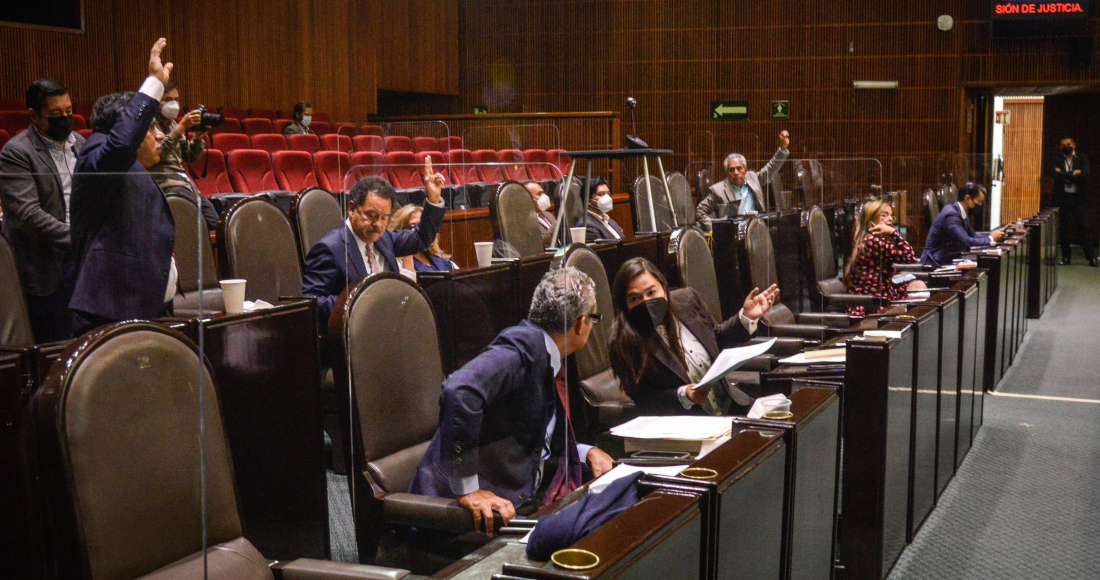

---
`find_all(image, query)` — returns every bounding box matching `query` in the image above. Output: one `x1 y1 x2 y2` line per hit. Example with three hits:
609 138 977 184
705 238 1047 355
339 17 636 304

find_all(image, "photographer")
150 81 218 229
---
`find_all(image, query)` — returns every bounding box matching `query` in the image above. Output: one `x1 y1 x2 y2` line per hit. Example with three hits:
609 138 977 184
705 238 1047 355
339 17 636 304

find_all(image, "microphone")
625 97 648 149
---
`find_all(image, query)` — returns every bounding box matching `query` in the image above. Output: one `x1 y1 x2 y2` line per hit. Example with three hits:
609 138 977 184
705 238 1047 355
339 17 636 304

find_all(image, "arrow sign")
711 100 749 121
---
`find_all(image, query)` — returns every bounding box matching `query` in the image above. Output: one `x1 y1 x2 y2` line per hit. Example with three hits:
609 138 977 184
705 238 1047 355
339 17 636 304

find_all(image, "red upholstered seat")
272 150 319 191
220 107 248 120
0 99 23 110
472 149 504 183
384 151 422 189
383 136 413 153
446 149 483 186
314 151 352 191
242 118 274 135
209 118 242 135
227 149 278 193
190 149 233 197
76 129 92 139
322 134 353 153
251 134 287 153
274 119 292 134
413 137 440 153
358 125 385 136
212 133 252 154
312 112 332 124
523 149 556 181
310 121 331 136
72 114 86 130
0 130 9 152
548 149 571 177
498 149 529 181
248 108 278 121
439 136 463 152
287 134 321 154
332 122 357 136
348 151 387 179
414 151 448 186
0 111 30 135
353 135 385 153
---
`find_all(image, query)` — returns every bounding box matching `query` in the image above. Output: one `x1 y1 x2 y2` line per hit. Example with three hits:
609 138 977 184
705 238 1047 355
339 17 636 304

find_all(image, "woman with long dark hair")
843 199 926 316
608 258 778 415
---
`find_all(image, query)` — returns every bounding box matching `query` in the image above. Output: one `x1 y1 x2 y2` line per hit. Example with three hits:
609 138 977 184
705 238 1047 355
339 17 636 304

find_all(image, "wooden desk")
950 272 987 466
976 248 1009 391
419 263 519 374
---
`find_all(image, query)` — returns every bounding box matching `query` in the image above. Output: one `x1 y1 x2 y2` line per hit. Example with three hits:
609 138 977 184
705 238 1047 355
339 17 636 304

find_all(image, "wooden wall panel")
374 0 459 95
1000 100 1043 223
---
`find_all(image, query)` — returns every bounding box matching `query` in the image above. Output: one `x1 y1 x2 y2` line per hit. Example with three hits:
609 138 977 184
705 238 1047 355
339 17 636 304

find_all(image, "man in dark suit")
577 179 624 242
920 182 1005 268
409 267 614 533
0 78 85 342
523 180 556 247
302 168 446 326
69 39 179 336
1050 138 1097 266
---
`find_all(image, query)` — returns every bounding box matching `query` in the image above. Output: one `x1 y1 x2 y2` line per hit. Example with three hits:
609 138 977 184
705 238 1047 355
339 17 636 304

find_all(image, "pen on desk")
807 364 845 371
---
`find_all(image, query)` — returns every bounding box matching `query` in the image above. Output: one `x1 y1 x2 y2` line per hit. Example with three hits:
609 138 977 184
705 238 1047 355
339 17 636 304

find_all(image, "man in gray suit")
0 78 85 342
694 130 790 231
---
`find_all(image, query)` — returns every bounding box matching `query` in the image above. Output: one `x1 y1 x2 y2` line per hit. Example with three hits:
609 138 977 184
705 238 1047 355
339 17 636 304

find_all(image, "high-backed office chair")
938 182 958 207
292 187 344 266
166 193 224 316
330 274 490 570
552 244 634 430
802 206 881 313
665 171 695 228
217 196 303 303
923 188 941 226
489 181 546 258
633 174 675 233
25 322 410 579
556 177 586 239
0 234 34 346
670 226 722 322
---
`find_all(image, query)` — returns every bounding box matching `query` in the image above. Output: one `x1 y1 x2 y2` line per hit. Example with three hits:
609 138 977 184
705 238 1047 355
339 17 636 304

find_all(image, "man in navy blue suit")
409 267 614 534
301 166 446 327
920 182 1005 268
69 38 178 336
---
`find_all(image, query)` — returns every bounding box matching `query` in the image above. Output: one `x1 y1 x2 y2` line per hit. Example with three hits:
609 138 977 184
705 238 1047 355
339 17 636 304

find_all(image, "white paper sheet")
588 463 692 494
778 350 846 364
609 416 732 440
243 299 274 312
691 337 778 390
864 330 903 339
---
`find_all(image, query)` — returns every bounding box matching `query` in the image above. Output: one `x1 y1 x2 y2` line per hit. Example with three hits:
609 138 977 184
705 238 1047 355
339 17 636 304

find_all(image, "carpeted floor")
889 264 1100 579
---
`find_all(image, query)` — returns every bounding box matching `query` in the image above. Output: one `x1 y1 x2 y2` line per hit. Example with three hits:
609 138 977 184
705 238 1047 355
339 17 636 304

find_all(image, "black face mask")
969 203 984 222
1062 146 1074 155
43 115 74 142
627 297 669 334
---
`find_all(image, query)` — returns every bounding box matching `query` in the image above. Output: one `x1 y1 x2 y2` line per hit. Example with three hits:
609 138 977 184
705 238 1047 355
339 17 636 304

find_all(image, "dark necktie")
540 369 582 507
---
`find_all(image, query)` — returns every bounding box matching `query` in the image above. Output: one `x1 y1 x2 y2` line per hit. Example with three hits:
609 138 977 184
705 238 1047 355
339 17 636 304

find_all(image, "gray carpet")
328 470 358 563
889 265 1100 579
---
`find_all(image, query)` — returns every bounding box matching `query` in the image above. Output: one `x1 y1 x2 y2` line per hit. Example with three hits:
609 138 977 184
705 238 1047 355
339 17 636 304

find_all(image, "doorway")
991 96 1044 228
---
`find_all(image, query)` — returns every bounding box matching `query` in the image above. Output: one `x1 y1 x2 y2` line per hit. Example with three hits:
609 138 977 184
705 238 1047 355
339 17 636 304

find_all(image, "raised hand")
422 154 446 203
176 109 202 133
743 284 780 320
149 38 173 85
870 222 895 237
778 130 790 151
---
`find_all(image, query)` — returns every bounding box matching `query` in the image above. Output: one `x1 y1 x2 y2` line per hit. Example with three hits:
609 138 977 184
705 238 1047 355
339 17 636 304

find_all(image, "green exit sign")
711 100 749 121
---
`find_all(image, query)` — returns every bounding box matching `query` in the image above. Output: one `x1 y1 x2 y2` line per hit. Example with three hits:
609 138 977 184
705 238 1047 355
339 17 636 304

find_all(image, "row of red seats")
191 148 573 197
204 118 380 137
208 133 467 156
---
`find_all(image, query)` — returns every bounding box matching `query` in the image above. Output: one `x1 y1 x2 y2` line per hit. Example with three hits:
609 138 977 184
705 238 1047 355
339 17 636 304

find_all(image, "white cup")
219 279 246 314
474 241 494 268
570 227 587 245
760 397 792 417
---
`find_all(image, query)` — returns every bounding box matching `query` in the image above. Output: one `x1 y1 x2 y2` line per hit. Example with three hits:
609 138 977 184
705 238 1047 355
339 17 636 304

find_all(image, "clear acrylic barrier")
461 122 562 152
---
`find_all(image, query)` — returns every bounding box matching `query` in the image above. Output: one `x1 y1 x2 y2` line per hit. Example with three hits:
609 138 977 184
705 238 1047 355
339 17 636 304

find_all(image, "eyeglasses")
583 313 603 325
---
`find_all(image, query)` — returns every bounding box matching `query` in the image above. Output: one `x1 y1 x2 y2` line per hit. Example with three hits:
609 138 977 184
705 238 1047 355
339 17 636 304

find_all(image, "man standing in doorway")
1050 138 1097 267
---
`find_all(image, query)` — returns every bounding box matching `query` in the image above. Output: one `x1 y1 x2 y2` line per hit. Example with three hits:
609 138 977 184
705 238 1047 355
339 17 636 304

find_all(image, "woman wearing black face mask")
608 258 778 416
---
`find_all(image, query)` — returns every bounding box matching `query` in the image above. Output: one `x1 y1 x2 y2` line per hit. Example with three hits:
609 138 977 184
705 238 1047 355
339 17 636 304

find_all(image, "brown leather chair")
292 186 344 265
217 196 303 303
938 182 958 207
802 206 882 312
330 273 487 569
0 234 34 346
552 244 635 429
923 188 941 226
670 227 722 321
488 181 545 258
633 174 675 233
25 322 410 579
665 171 694 228
166 193 224 316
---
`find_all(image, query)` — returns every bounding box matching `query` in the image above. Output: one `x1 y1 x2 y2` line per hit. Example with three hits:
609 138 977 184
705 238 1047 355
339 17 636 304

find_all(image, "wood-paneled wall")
1000 99 1043 223
0 0 459 122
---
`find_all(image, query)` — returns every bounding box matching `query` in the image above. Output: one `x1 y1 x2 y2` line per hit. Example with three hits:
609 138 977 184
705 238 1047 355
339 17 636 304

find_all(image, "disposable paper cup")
760 398 792 417
220 279 246 314
570 227 587 245
474 242 494 268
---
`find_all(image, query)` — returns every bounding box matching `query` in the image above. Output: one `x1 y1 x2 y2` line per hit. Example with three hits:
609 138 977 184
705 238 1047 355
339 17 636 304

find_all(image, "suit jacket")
622 288 753 416
409 320 566 513
695 147 789 230
69 93 176 321
301 201 445 325
919 203 990 268
578 210 624 243
0 126 85 295
1049 153 1089 199
283 122 313 136
536 208 556 247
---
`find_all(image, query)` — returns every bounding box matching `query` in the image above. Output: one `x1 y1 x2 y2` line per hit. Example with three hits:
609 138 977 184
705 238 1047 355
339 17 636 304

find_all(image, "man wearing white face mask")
524 180 557 246
285 101 314 136
150 81 218 229
579 178 624 242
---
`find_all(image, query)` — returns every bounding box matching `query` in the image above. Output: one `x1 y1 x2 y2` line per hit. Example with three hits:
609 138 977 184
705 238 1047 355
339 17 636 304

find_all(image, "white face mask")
301 115 312 127
160 100 181 120
536 194 551 212
596 193 614 214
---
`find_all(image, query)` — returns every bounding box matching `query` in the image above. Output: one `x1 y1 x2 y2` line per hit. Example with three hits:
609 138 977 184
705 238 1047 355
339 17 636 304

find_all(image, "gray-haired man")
409 266 614 534
695 130 790 231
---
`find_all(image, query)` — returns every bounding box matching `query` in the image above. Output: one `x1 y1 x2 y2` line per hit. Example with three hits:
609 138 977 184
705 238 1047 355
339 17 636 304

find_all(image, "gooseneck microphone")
625 97 648 149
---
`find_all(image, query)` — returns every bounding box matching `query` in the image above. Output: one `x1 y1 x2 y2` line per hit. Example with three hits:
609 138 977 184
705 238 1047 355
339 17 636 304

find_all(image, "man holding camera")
150 82 218 229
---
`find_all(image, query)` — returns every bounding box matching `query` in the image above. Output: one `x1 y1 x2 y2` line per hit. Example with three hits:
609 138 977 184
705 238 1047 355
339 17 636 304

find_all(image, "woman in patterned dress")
843 200 927 316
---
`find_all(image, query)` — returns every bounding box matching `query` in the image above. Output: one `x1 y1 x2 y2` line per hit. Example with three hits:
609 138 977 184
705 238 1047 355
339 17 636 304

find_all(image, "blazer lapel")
648 334 692 385
375 233 400 273
343 226 369 279
674 293 720 359
28 129 65 193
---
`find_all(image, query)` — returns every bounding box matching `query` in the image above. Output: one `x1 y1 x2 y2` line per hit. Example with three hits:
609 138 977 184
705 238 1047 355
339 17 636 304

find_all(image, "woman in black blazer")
608 258 778 416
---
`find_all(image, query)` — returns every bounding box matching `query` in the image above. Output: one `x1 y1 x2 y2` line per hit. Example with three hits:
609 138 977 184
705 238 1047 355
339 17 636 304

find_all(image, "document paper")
690 337 778 391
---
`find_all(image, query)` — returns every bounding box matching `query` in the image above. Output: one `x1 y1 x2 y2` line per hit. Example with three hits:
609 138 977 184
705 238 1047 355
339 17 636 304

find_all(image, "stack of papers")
691 338 777 389
864 329 903 339
588 463 691 494
778 347 846 365
610 416 733 455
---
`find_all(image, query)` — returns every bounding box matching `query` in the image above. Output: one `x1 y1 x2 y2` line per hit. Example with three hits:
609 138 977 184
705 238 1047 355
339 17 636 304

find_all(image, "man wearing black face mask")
920 182 1005 268
0 78 86 342
1050 138 1097 266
